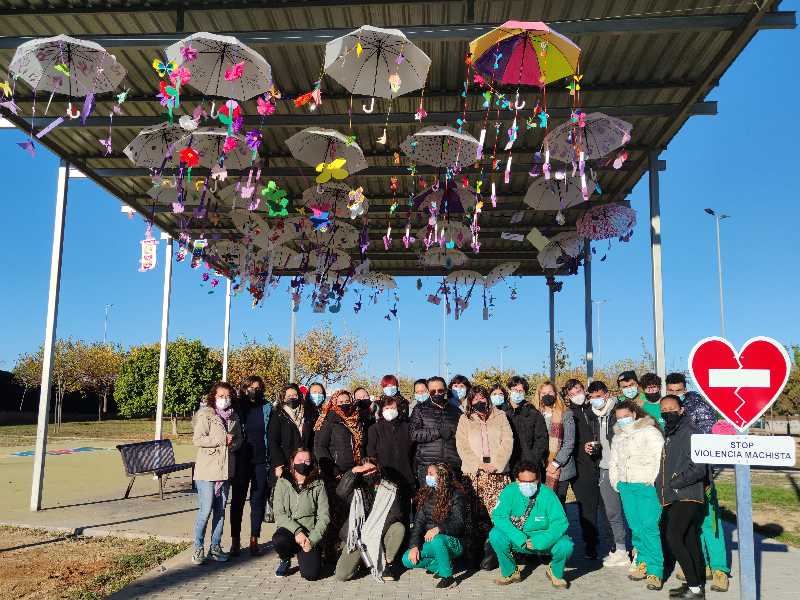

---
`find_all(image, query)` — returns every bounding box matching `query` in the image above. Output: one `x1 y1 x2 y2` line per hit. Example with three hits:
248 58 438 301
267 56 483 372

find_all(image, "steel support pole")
395 316 401 376
222 278 232 381
154 235 173 441
549 285 556 383
30 160 69 512
648 151 666 384
289 301 297 382
442 297 448 380
584 240 594 381
735 457 756 600
714 216 726 338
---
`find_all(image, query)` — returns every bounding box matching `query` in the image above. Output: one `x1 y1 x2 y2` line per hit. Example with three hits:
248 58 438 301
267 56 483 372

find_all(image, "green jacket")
619 392 664 429
272 476 330 547
491 482 569 550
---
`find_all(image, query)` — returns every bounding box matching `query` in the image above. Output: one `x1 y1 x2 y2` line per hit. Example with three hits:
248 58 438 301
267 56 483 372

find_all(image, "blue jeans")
194 480 229 550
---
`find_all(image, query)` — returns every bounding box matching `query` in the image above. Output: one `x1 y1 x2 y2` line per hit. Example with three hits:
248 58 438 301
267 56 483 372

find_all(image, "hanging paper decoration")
261 180 289 217
138 233 159 272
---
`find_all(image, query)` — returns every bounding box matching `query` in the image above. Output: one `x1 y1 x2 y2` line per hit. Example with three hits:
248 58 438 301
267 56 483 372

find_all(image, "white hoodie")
608 416 664 491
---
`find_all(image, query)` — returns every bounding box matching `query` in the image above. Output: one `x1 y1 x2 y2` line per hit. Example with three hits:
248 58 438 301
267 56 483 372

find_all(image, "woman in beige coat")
455 384 513 568
191 381 242 565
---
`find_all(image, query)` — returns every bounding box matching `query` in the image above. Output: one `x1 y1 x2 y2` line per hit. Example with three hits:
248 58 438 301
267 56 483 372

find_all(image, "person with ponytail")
402 463 467 589
191 382 242 565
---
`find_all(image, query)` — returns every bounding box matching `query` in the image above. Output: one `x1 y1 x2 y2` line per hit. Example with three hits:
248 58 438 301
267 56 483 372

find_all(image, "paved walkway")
2 440 798 598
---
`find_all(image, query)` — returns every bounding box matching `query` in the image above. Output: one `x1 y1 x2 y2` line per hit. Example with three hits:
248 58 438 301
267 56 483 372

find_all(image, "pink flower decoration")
180 44 198 62
224 61 245 81
169 66 191 86
222 136 239 154
257 95 275 116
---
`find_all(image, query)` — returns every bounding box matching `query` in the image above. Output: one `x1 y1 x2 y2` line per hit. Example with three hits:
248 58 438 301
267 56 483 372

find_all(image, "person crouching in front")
334 457 407 582
402 463 466 589
488 461 574 589
271 448 330 580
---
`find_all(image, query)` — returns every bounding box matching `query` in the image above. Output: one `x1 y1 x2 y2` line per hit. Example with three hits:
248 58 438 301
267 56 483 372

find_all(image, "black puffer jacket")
409 400 462 471
367 418 415 492
267 402 318 471
571 402 601 475
657 415 708 505
409 488 466 548
502 402 549 469
314 411 366 477
335 470 406 541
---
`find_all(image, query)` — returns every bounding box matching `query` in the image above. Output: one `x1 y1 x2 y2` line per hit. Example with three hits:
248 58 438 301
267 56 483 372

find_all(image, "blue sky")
2 15 798 382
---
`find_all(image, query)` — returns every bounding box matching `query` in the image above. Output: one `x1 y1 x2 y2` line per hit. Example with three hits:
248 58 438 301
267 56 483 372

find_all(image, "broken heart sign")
688 336 791 432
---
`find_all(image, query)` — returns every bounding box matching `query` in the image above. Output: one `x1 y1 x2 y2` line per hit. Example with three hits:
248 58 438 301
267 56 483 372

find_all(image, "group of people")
190 370 728 598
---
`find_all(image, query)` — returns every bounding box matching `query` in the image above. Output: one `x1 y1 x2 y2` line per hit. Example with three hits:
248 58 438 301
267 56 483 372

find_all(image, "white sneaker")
191 547 206 565
627 550 638 574
603 549 630 567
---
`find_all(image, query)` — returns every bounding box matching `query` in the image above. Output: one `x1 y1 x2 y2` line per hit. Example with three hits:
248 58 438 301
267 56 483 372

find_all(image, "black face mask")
339 402 354 415
541 394 556 407
247 388 265 404
473 401 489 414
645 392 661 403
286 397 301 409
356 399 371 411
294 462 313 476
430 392 447 406
662 411 682 432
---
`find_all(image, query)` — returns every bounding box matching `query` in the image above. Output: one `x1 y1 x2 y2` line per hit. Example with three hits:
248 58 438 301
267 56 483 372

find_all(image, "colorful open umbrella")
400 126 480 169
176 128 252 169
411 180 479 214
576 203 637 241
545 112 633 163
469 21 580 87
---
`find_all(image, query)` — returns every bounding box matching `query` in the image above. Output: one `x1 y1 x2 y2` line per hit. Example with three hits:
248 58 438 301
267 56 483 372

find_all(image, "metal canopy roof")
0 0 793 278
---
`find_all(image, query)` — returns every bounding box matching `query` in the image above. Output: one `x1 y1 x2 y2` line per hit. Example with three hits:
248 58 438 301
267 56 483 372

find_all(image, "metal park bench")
116 439 195 500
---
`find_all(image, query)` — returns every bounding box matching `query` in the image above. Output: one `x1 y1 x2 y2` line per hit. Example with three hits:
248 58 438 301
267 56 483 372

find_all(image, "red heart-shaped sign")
688 336 791 432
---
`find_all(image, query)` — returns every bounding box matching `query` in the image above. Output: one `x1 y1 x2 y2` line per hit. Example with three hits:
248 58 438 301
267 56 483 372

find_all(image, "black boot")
480 539 499 571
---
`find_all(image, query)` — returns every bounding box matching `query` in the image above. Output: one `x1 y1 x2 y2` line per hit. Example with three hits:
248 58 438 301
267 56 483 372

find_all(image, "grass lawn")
0 418 194 447
0 526 187 600
716 479 800 547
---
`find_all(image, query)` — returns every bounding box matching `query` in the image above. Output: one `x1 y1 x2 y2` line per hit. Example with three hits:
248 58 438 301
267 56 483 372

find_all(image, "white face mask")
622 386 639 399
382 407 399 422
215 397 231 410
570 393 586 405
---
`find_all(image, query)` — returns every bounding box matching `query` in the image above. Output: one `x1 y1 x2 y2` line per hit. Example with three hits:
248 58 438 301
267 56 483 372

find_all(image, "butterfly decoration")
17 139 35 157
315 158 348 184
537 110 549 128
355 41 363 56
116 88 130 105
347 187 366 219
481 90 492 109
152 59 177 78
388 73 402 93
98 136 113 155
257 94 276 116
224 61 245 81
566 74 583 96
309 207 332 231
344 134 357 146
53 63 70 77
180 44 198 62
261 180 289 217
268 85 282 101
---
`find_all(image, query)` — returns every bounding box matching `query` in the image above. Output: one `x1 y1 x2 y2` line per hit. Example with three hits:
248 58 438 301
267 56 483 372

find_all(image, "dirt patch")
0 527 186 600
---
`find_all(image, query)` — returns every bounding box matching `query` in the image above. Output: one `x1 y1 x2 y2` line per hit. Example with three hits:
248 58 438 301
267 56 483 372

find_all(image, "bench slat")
116 439 177 475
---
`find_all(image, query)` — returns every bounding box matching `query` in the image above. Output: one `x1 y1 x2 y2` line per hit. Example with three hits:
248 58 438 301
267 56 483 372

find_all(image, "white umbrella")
176 128 252 169
537 232 582 269
545 112 633 163
165 32 272 101
9 34 126 95
124 123 187 168
301 183 363 219
446 270 483 287
324 25 431 99
285 127 368 174
524 173 596 211
412 181 479 214
354 272 397 290
420 248 468 268
401 126 480 169
484 262 520 287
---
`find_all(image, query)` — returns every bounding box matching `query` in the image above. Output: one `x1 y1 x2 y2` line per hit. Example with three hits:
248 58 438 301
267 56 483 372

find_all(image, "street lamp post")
704 208 730 338
592 300 607 371
103 304 113 343
499 345 510 372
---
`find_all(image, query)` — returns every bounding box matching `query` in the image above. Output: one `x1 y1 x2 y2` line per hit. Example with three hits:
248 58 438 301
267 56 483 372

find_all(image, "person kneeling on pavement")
334 457 407 582
402 463 466 589
488 461 574 589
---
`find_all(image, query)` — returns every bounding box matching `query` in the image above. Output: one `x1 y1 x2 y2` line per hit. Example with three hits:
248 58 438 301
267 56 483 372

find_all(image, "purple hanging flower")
245 129 262 152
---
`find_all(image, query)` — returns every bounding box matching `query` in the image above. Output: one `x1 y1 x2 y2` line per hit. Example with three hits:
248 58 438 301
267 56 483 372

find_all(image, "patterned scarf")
544 408 564 491
283 402 305 435
314 401 363 464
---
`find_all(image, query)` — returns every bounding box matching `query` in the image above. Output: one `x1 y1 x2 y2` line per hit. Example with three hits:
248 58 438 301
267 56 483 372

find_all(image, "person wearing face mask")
586 380 630 568
410 378 429 412
402 463 467 589
499 378 548 474
268 383 319 485
665 372 729 593
409 376 462 486
230 376 272 557
307 382 327 410
367 395 415 496
191 382 242 566
609 400 665 591
657 395 709 599
618 370 662 427
272 448 330 580
354 386 377 432
488 462 573 589
533 381 576 502
334 457 407 582
448 374 472 411
559 378 601 560
456 385 514 570
640 373 666 429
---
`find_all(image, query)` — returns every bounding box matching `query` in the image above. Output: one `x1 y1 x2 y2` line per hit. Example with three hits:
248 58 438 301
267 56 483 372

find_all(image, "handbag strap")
510 495 536 531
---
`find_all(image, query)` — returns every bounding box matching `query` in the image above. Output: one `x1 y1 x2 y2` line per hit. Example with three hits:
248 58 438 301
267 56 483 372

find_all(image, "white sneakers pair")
602 548 632 567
